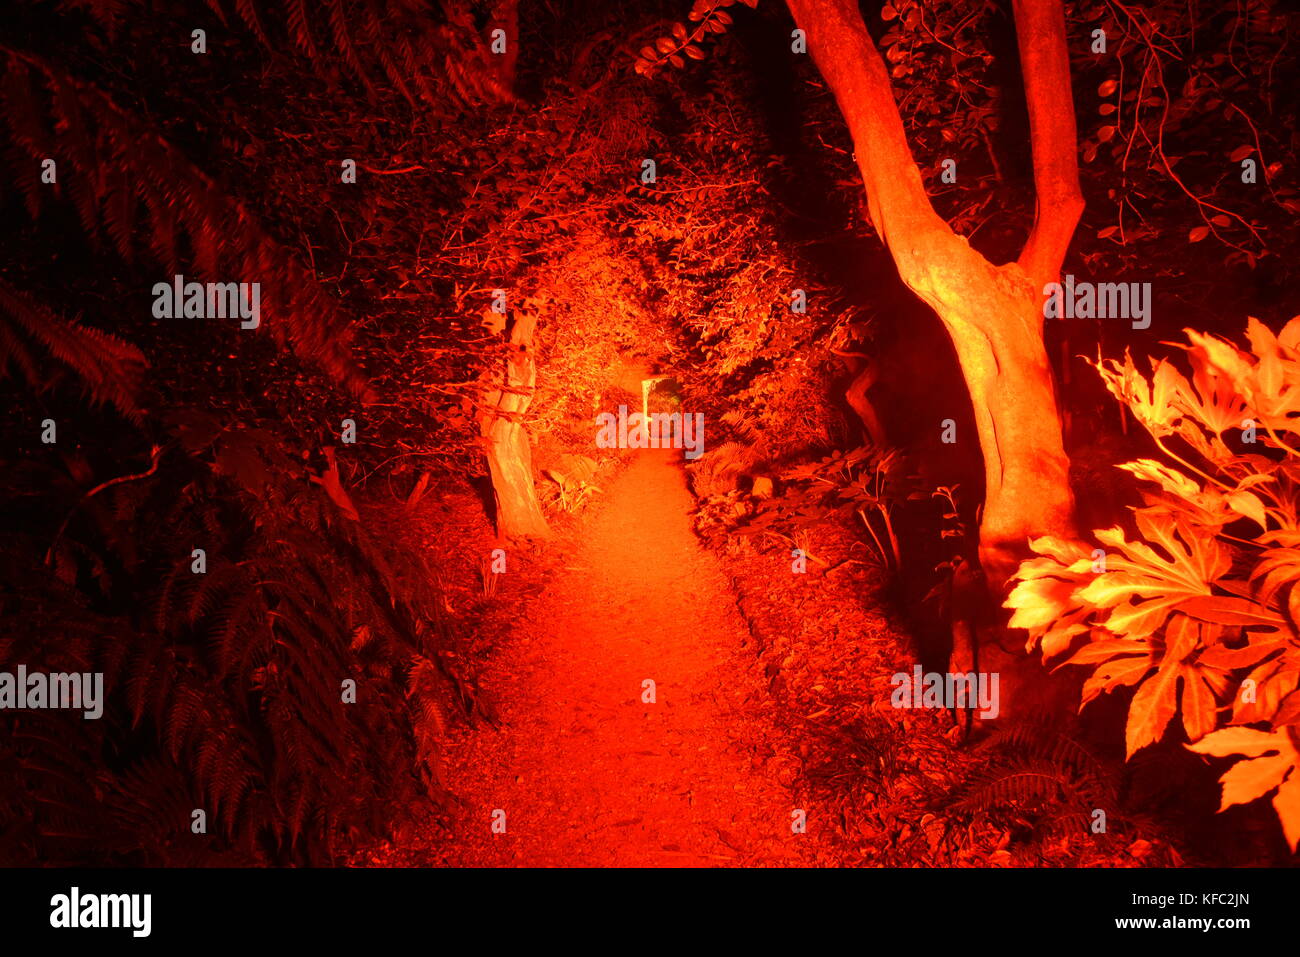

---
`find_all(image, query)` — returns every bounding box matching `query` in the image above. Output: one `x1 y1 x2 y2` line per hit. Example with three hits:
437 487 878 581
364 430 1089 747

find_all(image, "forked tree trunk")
786 0 1083 590
925 254 1075 588
479 312 550 539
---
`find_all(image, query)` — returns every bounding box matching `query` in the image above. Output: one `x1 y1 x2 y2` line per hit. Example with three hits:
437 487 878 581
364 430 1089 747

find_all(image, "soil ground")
364 449 1188 868
422 449 824 865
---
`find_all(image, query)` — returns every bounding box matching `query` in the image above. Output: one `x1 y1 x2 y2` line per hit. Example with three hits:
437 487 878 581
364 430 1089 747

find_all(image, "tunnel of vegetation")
0 0 1297 864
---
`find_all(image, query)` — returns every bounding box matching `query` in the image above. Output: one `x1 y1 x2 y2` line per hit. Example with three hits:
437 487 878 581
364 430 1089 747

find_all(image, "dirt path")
437 449 819 866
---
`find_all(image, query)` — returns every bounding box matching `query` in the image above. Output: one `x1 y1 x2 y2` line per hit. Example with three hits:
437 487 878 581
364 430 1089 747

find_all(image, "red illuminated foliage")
0 0 1296 868
1009 318 1300 849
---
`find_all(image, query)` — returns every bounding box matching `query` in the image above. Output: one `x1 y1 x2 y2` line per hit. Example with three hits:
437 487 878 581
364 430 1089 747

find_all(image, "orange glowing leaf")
1125 661 1179 756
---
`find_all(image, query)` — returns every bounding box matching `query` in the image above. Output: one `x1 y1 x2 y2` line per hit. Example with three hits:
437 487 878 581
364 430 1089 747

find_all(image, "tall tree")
784 0 1083 588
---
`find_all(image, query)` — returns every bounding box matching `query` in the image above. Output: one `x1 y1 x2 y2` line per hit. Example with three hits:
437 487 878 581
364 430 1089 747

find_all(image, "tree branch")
785 0 966 298
1013 0 1085 287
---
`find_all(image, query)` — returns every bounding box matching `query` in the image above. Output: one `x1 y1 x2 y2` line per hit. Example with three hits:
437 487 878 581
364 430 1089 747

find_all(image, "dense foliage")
0 0 504 864
0 0 1296 864
1009 318 1300 851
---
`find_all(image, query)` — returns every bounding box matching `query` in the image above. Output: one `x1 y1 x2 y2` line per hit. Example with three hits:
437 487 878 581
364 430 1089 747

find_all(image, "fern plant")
1 410 458 864
0 46 366 395
0 276 147 421
1007 316 1300 853
50 0 517 109
948 720 1123 846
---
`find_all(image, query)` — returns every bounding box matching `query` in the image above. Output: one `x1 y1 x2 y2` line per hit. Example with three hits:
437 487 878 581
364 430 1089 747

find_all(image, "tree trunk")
479 312 550 539
785 0 1083 589
930 259 1075 590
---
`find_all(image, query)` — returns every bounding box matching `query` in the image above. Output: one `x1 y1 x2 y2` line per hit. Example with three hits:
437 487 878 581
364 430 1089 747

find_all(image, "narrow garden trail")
439 449 821 866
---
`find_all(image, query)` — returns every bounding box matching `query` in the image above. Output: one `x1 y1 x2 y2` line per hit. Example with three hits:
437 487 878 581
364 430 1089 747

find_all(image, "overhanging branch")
785 0 961 295
1013 0 1085 288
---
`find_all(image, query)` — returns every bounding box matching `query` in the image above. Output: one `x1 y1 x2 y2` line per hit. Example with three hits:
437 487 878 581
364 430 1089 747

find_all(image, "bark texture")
786 0 1083 589
480 311 551 540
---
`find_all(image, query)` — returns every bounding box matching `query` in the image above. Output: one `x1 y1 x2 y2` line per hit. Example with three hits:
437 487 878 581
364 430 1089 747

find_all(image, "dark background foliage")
0 0 1296 863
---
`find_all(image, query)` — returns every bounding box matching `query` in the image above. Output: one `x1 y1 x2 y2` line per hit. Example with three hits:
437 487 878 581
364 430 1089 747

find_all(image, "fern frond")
0 48 369 395
0 276 147 420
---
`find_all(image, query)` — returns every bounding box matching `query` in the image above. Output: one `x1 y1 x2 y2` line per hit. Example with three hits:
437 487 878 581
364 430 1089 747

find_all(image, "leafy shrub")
695 445 903 569
1 411 454 864
1007 317 1300 852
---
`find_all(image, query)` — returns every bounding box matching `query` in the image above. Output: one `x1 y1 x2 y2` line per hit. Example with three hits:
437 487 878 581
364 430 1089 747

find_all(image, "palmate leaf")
1005 535 1097 657
1012 318 1300 847
1068 615 1230 754
1118 458 1241 529
1182 318 1300 435
1187 726 1300 851
1091 351 1185 439
1078 510 1230 640
1093 319 1300 458
1172 331 1255 436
